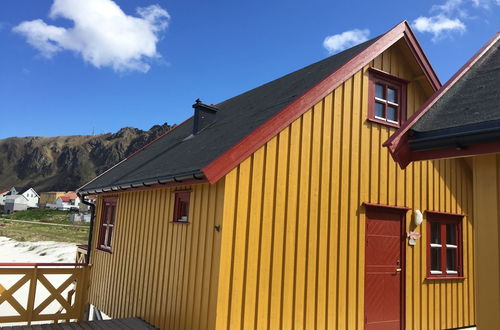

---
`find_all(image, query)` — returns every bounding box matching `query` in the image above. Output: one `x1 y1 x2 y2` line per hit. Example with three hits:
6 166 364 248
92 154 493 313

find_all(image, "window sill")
425 276 465 280
170 221 190 225
97 247 112 254
366 117 400 129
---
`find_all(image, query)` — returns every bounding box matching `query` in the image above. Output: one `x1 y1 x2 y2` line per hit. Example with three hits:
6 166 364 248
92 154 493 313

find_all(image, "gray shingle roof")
409 37 500 151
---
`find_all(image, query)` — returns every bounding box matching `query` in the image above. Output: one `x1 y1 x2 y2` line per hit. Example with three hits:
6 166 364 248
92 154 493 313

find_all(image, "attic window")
173 191 190 223
368 68 407 128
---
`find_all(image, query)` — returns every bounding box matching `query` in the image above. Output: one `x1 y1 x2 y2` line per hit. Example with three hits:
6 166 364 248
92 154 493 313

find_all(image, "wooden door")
364 205 405 330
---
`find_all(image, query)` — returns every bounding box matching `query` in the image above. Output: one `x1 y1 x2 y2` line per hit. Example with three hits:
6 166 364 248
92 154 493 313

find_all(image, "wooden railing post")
0 263 89 326
26 266 38 326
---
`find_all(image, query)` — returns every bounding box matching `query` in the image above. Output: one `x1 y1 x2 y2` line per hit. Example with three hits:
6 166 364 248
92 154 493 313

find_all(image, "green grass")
0 209 89 244
3 209 69 221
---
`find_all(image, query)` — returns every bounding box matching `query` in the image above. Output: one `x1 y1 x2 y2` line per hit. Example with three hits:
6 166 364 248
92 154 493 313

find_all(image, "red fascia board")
401 25 441 91
363 202 411 212
385 32 500 168
203 21 439 184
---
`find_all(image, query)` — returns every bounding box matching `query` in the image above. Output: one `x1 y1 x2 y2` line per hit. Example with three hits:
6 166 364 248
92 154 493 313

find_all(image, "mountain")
0 123 172 192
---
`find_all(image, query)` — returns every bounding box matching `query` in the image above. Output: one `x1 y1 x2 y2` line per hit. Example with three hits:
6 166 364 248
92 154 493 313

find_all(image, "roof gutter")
78 170 205 196
409 126 500 151
77 193 95 264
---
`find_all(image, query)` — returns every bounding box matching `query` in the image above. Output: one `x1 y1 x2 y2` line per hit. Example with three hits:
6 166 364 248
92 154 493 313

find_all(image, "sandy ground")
0 236 78 326
0 236 77 263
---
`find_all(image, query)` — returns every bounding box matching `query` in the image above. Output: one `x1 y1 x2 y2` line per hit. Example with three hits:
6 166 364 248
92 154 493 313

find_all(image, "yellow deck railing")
0 263 89 325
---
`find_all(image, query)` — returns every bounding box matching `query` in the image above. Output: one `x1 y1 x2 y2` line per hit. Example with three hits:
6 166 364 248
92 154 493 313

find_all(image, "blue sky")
0 0 498 139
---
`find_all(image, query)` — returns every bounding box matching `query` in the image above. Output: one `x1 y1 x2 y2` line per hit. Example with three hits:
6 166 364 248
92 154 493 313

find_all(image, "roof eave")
78 170 206 196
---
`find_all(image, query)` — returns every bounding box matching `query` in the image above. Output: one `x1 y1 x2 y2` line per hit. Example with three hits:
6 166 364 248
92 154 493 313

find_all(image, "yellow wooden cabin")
387 32 500 330
78 22 476 330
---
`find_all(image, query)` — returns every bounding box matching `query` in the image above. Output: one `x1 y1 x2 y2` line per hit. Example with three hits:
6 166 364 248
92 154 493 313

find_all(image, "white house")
0 189 9 206
20 188 39 208
0 187 17 206
4 195 29 214
47 192 80 210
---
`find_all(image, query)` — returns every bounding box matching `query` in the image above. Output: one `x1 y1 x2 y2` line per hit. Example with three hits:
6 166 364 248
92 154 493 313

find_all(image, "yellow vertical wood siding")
216 42 475 330
473 154 500 330
89 181 225 330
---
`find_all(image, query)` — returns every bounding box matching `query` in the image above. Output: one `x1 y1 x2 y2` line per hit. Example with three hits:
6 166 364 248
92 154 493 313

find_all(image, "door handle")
395 268 402 272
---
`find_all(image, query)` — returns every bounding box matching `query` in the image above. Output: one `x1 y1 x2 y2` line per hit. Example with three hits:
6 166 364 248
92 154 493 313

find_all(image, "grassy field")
0 209 89 244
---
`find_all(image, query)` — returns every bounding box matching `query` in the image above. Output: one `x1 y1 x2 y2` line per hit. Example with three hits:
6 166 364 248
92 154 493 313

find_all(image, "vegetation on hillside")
0 123 172 192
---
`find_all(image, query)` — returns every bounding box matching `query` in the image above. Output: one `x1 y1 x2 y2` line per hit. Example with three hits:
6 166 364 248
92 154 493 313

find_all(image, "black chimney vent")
192 99 218 135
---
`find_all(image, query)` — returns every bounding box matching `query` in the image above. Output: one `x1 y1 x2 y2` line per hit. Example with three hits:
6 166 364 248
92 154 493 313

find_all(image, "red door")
364 205 405 330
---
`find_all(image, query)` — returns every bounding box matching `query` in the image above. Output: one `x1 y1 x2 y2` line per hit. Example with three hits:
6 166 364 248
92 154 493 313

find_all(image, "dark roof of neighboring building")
79 21 439 194
385 32 500 168
409 37 500 151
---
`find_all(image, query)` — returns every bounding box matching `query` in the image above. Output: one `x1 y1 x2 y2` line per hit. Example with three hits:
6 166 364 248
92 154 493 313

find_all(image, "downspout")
78 193 95 264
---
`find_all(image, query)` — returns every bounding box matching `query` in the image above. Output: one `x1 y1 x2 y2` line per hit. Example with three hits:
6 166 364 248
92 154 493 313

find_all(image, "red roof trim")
363 202 411 212
385 32 500 168
203 21 441 183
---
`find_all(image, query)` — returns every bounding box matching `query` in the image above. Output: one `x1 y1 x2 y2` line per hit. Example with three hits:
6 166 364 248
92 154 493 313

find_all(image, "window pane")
375 102 384 118
431 248 441 271
447 248 457 272
431 222 441 244
387 106 397 122
375 84 384 99
446 223 456 245
387 88 397 103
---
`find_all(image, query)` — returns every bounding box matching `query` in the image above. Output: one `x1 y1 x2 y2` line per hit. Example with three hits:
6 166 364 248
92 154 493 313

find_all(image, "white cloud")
433 0 463 13
13 0 170 73
413 15 466 42
471 0 500 8
323 29 370 54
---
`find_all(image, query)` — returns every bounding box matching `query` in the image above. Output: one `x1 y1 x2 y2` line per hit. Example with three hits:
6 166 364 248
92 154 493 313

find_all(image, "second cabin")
79 21 476 330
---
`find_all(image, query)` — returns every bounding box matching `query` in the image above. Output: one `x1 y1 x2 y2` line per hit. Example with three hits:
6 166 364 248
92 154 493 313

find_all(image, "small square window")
368 68 407 128
427 212 463 278
173 191 190 222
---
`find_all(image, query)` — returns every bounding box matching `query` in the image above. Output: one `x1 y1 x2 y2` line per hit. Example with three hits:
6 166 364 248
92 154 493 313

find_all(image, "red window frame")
367 68 407 128
173 191 190 223
426 211 464 279
98 197 117 252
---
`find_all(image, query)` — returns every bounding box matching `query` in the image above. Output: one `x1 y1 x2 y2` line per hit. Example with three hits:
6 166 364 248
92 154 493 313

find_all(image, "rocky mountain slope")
0 123 172 192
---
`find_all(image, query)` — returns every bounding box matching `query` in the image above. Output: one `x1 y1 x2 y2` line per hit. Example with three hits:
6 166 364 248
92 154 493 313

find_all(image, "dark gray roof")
409 37 500 151
80 37 380 193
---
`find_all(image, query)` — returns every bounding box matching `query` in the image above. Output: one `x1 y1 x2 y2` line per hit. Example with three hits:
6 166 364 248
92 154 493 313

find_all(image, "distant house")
48 191 80 210
4 195 29 214
0 187 18 206
20 188 39 208
0 189 9 206
38 191 66 208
